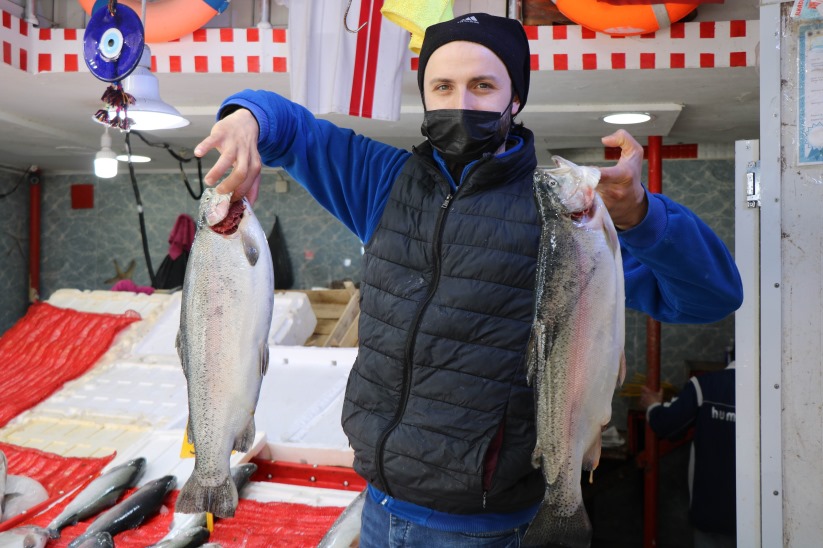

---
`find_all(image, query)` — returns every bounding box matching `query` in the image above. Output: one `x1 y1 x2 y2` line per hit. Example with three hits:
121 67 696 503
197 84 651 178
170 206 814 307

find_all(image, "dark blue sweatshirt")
646 366 736 535
222 90 742 324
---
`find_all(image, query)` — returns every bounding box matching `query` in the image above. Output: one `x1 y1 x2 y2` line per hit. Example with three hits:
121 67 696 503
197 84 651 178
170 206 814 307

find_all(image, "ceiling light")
94 128 118 178
602 112 652 125
116 153 151 163
99 45 189 131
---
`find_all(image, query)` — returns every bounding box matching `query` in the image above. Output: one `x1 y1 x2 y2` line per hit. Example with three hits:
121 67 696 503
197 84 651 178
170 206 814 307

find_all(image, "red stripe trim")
349 0 372 117
360 0 383 119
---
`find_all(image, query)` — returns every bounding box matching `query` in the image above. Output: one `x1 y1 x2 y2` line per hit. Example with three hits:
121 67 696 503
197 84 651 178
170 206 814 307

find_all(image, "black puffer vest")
341 128 544 514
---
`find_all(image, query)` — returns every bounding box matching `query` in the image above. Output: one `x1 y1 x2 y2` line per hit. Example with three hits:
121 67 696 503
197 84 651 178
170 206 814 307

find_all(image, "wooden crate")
294 282 359 347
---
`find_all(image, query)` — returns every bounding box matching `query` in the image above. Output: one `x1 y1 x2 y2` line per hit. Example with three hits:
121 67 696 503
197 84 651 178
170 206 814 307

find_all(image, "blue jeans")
359 489 529 548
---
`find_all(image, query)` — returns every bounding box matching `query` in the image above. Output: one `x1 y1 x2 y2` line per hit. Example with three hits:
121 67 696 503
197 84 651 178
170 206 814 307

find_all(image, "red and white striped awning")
1 9 757 75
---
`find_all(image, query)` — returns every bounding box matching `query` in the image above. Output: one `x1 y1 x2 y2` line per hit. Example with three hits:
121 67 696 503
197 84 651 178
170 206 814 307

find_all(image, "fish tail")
522 497 592 548
67 533 91 548
232 417 256 453
176 472 238 519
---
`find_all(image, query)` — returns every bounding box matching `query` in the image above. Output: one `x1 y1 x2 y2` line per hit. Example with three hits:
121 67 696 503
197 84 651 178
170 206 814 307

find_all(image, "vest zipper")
374 191 454 496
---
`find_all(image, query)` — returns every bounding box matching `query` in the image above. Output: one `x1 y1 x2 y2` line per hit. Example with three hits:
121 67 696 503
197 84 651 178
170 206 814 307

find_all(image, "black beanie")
417 13 531 112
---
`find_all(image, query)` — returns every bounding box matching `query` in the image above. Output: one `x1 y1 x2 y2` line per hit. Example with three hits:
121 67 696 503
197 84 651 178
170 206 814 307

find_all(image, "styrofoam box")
105 429 267 488
256 346 357 468
47 288 174 318
104 430 358 507
133 291 318 358
269 292 317 347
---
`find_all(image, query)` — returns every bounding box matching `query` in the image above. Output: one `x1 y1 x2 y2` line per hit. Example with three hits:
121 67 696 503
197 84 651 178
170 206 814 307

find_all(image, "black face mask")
420 98 513 164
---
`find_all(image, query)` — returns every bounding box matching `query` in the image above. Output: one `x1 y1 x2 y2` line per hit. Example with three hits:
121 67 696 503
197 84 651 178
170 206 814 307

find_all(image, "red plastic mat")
18 487 345 547
2 444 350 546
0 302 139 427
0 441 115 532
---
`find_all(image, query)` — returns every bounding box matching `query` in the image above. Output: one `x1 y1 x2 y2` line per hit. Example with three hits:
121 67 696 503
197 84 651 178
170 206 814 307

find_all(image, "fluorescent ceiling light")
116 153 151 163
602 112 652 125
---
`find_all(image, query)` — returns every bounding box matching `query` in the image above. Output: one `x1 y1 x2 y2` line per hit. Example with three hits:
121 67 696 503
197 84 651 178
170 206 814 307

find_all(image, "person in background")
195 12 744 547
641 362 737 548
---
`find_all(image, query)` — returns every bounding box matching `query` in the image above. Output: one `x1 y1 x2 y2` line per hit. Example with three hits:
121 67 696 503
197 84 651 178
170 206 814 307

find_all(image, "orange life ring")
78 0 226 43
553 0 699 37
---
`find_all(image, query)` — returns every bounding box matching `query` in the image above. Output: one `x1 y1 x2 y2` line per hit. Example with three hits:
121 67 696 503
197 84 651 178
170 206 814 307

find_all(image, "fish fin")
233 417 256 452
4 491 20 503
176 330 189 381
176 472 238 519
617 351 626 387
522 496 592 548
260 341 269 377
240 229 260 267
582 434 602 472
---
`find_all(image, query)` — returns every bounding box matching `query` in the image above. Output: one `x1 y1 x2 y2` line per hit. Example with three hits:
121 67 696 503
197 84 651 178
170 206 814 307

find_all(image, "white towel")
277 0 409 121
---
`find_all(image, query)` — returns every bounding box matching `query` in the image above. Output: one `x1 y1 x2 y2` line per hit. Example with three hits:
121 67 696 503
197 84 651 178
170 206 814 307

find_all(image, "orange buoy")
78 0 225 43
552 0 699 37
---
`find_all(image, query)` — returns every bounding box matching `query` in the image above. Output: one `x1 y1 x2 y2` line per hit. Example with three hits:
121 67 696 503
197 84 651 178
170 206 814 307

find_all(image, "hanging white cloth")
276 0 409 121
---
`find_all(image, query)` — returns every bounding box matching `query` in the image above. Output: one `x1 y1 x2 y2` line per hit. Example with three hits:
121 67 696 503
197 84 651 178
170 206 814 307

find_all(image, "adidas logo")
458 16 479 24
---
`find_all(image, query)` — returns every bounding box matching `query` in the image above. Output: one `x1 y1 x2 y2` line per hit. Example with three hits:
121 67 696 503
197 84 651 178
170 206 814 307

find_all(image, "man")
195 12 743 547
640 363 737 548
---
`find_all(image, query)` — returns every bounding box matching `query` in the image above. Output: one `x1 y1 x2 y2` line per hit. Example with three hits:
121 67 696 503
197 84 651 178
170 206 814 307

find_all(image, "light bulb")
94 129 118 178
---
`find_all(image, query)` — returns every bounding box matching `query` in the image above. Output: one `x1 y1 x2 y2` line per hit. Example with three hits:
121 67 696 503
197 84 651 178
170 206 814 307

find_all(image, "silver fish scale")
524 160 625 548
176 189 274 518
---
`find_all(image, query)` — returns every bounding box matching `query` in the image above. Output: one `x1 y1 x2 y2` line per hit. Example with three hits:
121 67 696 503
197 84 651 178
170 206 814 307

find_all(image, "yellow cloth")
381 0 454 54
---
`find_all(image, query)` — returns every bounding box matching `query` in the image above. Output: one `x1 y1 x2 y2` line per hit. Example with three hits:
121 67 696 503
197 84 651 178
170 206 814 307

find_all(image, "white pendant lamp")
117 45 189 131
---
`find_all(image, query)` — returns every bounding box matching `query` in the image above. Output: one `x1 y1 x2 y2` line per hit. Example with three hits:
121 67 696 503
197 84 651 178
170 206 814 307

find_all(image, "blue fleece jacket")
222 89 743 325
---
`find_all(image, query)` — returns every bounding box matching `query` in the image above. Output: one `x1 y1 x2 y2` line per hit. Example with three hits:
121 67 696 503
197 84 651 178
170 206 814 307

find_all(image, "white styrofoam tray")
32 360 188 430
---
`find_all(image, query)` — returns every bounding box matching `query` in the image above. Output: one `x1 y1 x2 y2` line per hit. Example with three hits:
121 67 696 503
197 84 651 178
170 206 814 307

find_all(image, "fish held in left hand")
175 188 274 518
522 157 626 548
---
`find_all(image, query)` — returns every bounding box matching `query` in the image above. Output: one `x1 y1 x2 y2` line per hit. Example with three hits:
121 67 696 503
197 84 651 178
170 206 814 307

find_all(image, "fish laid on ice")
46 457 147 538
67 475 177 548
154 463 258 547
175 188 274 519
522 156 626 548
0 526 50 548
317 489 366 548
1 475 48 522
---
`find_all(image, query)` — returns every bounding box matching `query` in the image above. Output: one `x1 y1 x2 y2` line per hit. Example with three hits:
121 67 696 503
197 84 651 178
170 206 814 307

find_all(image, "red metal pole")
28 168 41 303
643 136 662 548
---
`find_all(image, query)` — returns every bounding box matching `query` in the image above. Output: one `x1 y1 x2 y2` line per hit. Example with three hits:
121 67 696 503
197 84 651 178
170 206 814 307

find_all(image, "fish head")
534 156 601 215
197 187 232 228
196 188 259 239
